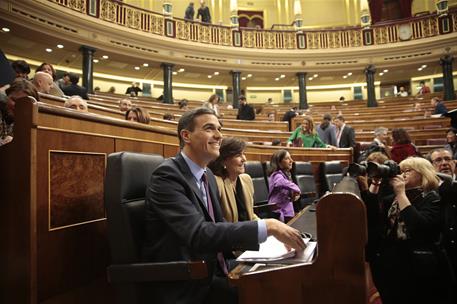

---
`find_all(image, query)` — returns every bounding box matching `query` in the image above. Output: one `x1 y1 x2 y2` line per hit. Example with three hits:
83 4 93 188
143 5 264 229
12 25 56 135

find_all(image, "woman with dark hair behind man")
390 128 420 163
268 149 300 222
208 137 259 222
35 63 65 97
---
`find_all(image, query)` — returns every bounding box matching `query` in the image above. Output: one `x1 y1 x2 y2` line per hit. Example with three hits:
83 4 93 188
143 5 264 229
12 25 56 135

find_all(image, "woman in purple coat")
268 150 301 222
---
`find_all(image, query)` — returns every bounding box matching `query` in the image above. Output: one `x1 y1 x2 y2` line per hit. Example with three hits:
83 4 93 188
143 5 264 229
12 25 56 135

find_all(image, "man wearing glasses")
429 148 457 296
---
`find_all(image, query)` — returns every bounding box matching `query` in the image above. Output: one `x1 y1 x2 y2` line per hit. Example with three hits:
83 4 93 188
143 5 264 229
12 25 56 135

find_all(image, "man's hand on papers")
265 219 306 251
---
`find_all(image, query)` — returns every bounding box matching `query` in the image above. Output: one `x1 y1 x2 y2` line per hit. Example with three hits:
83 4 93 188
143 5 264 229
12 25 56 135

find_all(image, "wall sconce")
163 2 173 19
435 0 449 15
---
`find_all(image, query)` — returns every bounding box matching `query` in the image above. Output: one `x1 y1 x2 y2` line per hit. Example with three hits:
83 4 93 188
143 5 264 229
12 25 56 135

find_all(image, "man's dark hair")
5 78 39 100
208 137 246 178
238 95 246 101
177 107 217 148
68 73 80 85
11 60 30 76
446 127 457 135
420 81 425 85
335 114 345 122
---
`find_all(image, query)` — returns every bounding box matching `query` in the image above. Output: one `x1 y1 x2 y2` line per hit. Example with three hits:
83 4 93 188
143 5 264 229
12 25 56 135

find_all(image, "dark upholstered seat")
292 161 318 210
319 161 343 195
104 152 206 304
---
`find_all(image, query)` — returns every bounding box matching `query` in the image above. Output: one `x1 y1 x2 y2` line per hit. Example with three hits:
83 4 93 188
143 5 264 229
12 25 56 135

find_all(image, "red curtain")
368 0 384 24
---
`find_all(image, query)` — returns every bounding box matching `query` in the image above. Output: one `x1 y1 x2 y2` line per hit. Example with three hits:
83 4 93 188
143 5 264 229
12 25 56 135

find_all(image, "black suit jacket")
338 124 356 148
142 153 259 303
62 84 89 100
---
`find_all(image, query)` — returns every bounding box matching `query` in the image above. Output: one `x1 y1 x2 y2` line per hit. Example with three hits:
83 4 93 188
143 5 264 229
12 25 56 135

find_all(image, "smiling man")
143 107 305 304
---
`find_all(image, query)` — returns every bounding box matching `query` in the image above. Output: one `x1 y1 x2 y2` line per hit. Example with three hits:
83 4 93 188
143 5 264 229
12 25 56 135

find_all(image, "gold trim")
37 126 179 147
48 150 108 231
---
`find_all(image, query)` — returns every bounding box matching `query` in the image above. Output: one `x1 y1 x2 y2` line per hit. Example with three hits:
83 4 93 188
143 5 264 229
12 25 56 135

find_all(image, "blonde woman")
286 116 328 148
361 157 452 304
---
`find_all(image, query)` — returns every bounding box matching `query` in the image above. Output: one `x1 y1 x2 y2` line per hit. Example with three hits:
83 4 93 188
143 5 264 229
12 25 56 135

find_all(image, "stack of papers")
237 236 316 264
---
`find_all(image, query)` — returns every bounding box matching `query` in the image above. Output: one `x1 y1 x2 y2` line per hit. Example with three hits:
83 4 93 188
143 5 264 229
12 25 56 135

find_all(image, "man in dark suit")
142 107 305 304
334 114 356 149
236 95 255 120
61 73 89 100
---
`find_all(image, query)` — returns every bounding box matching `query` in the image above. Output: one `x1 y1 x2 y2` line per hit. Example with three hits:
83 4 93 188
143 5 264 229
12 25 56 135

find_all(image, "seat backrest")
293 161 318 204
244 161 269 205
104 152 164 264
319 161 343 195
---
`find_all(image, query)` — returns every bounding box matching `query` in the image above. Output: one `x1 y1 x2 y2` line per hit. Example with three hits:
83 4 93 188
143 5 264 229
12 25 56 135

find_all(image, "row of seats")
244 160 345 217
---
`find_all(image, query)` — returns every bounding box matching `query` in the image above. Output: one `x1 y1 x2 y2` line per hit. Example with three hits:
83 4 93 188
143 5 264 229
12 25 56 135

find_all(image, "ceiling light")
275 78 279 81
214 72 219 75
378 72 384 76
247 74 252 78
134 66 140 70
102 55 109 59
178 68 185 72
241 77 247 80
313 74 318 78
347 72 352 76
143 63 149 67
45 48 53 53
93 59 99 63
421 64 427 68
2 27 10 32
56 44 64 49
343 75 348 79
308 77 313 81
418 68 422 71
208 75 212 78
280 74 285 78
172 71 178 75
383 69 388 73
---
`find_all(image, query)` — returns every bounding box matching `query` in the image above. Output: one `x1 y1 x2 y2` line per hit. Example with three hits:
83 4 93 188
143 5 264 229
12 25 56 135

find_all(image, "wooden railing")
47 0 457 50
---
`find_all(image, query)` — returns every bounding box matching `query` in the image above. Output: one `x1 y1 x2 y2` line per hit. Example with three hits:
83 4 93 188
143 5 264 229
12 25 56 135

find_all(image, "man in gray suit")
142 107 305 304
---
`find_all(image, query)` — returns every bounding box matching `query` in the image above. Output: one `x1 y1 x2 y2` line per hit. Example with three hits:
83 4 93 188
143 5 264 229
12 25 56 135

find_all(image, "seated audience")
359 157 453 304
208 137 259 222
203 94 221 116
64 96 88 112
35 63 64 97
11 60 30 79
396 86 408 97
271 139 281 146
416 80 431 96
236 95 255 120
390 128 419 163
142 107 305 303
334 114 356 149
178 99 189 110
268 149 301 222
118 98 132 112
339 96 345 102
94 86 100 93
1 79 39 146
61 73 89 100
125 82 142 96
32 72 53 94
286 116 328 148
431 97 448 115
316 113 337 146
163 113 174 121
282 106 298 131
445 127 457 159
125 106 150 124
108 86 116 94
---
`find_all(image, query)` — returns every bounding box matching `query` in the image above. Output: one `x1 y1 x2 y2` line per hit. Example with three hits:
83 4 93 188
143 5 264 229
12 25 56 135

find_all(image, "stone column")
364 64 377 107
231 71 241 108
161 63 174 104
297 72 308 109
440 54 456 101
79 45 96 94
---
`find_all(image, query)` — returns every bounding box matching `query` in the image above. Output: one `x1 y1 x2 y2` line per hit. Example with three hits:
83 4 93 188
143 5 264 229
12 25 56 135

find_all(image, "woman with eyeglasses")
359 157 453 304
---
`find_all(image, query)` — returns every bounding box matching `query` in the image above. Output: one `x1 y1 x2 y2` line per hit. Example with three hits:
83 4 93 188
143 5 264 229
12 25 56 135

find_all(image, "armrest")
107 261 207 283
253 203 279 212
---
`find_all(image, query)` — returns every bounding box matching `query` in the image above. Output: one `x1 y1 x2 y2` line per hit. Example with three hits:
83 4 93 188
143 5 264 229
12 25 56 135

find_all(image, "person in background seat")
64 95 88 113
125 107 150 124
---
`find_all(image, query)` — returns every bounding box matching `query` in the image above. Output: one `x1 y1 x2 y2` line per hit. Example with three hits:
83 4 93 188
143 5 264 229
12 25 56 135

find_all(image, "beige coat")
214 173 259 222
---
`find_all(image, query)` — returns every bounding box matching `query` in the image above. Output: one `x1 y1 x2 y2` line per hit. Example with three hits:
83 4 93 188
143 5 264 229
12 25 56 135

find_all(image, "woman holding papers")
208 137 259 222
268 150 301 222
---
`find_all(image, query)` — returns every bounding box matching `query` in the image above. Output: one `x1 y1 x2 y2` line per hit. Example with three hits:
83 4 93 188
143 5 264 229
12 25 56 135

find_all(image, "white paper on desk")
237 236 310 263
